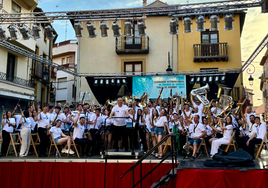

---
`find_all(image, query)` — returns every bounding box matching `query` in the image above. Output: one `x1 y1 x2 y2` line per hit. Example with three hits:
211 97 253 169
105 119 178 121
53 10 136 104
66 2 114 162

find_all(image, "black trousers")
139 126 148 151
1 130 11 156
237 136 249 150
90 129 101 154
38 127 49 156
244 138 262 157
179 136 186 151
113 125 128 150
204 136 212 148
75 138 93 156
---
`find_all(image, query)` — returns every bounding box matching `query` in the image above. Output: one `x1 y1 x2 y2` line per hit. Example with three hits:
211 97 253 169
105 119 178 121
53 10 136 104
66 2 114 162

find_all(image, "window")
11 1 21 13
6 53 16 81
67 57 70 64
44 32 47 44
124 62 142 75
58 78 67 89
125 21 142 49
61 58 65 65
201 30 219 44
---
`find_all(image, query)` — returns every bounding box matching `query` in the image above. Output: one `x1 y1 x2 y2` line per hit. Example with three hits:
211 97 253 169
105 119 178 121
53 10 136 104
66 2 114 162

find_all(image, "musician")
69 105 75 113
35 104 52 157
187 115 206 161
150 108 159 155
163 102 168 112
102 109 113 149
126 108 137 150
88 108 103 155
51 106 66 131
192 107 202 123
147 101 154 115
191 93 205 114
210 116 233 157
19 110 33 157
244 106 256 121
48 119 75 155
144 107 152 152
239 113 257 149
245 117 266 157
63 107 72 132
203 117 214 145
136 109 148 152
109 98 130 152
172 113 181 151
209 117 223 145
48 105 54 115
31 110 38 133
181 103 192 122
211 100 222 117
154 109 171 159
1 111 16 157
73 113 93 158
69 104 83 124
168 108 174 132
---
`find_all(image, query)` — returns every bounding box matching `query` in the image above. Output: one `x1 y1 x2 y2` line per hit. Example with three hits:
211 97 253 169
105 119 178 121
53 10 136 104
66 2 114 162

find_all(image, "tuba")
218 87 233 109
122 96 131 104
139 92 148 108
190 83 210 106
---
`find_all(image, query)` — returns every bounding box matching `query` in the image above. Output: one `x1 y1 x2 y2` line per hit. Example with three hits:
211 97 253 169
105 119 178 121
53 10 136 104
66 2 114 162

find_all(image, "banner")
132 75 187 99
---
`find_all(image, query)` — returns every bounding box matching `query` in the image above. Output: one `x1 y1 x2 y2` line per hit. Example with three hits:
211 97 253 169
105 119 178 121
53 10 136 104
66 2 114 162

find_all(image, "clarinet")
17 105 26 130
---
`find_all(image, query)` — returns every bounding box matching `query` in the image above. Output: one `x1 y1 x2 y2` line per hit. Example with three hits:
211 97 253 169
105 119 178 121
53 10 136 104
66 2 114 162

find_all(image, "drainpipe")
76 38 81 103
171 35 174 70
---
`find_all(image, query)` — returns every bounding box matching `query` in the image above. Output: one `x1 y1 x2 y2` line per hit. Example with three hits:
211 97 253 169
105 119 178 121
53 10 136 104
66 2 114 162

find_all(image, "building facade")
260 47 268 118
72 0 245 104
52 40 78 105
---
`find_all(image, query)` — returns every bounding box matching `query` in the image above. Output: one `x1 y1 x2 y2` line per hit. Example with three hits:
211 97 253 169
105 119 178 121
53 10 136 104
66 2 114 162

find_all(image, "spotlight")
105 79 109 86
208 76 213 84
138 20 146 37
112 21 121 38
214 76 219 84
183 17 192 33
220 75 225 84
8 25 18 40
262 0 268 13
111 79 115 86
94 80 98 87
116 79 121 86
196 15 206 32
100 21 109 37
224 14 234 31
0 26 7 41
196 77 200 84
124 20 133 37
74 22 83 37
210 15 219 31
169 18 178 35
19 25 31 40
100 79 104 86
44 25 55 40
86 22 97 38
122 79 126 85
32 24 41 40
189 77 195 85
202 77 207 84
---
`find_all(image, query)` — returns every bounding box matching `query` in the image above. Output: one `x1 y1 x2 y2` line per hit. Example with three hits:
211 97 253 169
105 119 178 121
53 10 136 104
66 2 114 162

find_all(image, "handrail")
120 133 178 188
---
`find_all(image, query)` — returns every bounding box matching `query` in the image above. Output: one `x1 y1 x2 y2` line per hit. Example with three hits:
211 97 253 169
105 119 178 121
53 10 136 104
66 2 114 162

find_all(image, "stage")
0 153 268 188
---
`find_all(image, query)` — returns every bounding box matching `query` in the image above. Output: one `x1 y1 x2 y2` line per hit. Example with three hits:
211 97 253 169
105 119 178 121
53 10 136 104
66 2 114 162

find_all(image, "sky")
38 0 268 107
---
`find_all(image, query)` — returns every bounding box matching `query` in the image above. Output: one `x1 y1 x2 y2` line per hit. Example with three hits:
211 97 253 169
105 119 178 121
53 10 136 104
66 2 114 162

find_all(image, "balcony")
116 36 149 54
193 43 228 62
0 71 34 88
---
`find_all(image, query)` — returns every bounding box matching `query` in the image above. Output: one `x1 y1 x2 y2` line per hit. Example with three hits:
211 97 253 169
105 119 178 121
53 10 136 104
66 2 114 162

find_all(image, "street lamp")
248 75 254 87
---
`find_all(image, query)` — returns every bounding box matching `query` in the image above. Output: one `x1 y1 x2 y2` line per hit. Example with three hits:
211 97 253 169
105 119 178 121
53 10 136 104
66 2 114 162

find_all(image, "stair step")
169 168 178 177
150 182 160 188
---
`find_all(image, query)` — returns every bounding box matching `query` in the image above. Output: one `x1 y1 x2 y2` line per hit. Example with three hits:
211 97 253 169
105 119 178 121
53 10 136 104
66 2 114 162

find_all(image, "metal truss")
0 40 241 77
242 33 268 72
0 0 262 24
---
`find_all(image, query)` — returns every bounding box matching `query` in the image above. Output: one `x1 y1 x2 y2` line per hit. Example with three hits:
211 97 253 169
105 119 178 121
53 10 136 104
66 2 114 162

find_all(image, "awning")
0 88 35 101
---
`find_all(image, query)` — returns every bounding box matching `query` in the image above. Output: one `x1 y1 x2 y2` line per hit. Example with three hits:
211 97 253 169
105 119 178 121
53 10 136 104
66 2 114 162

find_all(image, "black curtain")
85 77 133 105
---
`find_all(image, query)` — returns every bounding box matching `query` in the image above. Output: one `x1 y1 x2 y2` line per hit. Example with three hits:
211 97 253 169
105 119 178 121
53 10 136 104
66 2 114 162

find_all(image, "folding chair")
197 138 209 158
6 132 22 157
255 132 268 159
223 131 236 152
48 134 62 158
162 137 172 155
27 133 41 157
70 132 80 158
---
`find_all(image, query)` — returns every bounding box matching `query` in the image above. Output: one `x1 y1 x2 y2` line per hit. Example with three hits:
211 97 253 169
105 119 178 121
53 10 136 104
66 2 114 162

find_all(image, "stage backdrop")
132 75 187 99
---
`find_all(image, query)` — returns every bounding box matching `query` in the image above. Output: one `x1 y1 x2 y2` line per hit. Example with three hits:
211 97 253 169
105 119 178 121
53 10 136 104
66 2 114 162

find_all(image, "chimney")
143 0 147 7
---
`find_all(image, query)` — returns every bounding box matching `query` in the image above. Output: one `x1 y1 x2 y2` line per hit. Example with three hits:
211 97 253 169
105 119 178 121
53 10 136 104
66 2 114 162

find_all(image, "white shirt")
181 110 192 120
30 117 38 131
145 114 152 130
50 126 62 139
255 122 266 140
102 115 114 126
112 105 128 126
73 123 85 140
193 103 204 114
189 123 205 138
192 112 202 123
89 114 103 129
223 124 233 140
14 115 22 130
248 120 258 137
205 124 213 136
244 113 256 122
21 117 32 128
155 116 168 127
211 107 222 117
37 112 51 129
2 118 15 133
51 113 66 130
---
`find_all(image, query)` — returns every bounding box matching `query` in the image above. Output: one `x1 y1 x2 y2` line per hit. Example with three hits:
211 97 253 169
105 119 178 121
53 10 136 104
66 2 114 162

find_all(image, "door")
201 30 219 57
6 53 16 81
125 21 142 49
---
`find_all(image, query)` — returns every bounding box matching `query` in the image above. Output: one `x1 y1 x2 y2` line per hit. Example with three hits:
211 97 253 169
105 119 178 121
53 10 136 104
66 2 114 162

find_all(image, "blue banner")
132 75 187 99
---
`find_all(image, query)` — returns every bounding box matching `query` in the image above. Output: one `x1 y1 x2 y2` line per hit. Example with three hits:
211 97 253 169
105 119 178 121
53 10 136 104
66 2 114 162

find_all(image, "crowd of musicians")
1 88 268 161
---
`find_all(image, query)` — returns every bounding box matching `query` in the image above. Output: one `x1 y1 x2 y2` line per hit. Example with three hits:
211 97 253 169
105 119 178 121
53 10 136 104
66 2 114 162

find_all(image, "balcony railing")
0 71 34 88
116 36 149 54
193 43 228 62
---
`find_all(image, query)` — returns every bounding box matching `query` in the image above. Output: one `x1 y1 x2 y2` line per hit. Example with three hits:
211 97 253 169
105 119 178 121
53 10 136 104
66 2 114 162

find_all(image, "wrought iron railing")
116 36 149 54
0 71 34 88
194 43 228 61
